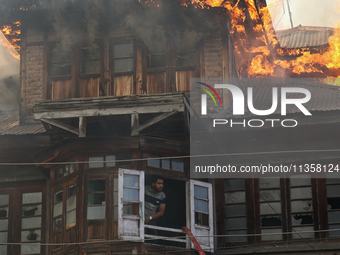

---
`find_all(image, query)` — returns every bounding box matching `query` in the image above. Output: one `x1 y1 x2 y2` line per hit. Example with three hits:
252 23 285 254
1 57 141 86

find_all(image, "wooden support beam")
137 111 178 133
79 117 87 137
41 118 79 135
131 112 139 136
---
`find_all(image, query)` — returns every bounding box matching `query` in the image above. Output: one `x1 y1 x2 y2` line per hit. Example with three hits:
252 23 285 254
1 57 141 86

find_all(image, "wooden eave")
33 93 185 120
33 136 189 167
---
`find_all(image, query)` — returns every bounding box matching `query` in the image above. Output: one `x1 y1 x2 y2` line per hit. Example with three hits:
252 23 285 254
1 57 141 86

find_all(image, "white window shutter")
186 179 214 252
118 168 144 241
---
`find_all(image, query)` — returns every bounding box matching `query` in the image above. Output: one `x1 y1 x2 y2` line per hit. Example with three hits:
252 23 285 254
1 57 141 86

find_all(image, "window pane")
327 185 340 197
66 209 76 226
172 160 184 171
292 214 313 225
52 46 71 62
51 63 71 76
123 188 139 201
53 202 62 217
194 199 208 213
225 217 247 230
0 232 7 242
106 155 116 167
0 208 8 218
226 230 247 243
328 211 340 223
80 60 100 74
291 200 313 212
87 206 105 220
21 243 40 254
114 58 133 72
22 205 42 217
0 219 8 231
89 180 105 192
261 228 282 240
260 202 281 214
54 191 63 204
225 191 245 204
176 52 195 67
114 206 118 219
291 187 312 199
260 190 281 201
0 245 7 254
0 195 9 206
22 217 41 229
88 193 105 205
123 202 139 215
123 175 139 188
147 54 166 69
89 156 104 168
114 44 133 58
329 224 340 236
290 174 311 186
53 217 62 231
21 230 41 242
225 204 246 217
80 45 100 60
261 216 282 227
55 167 63 180
292 226 314 239
194 186 208 199
327 197 340 210
70 162 77 174
113 192 118 206
67 184 76 197
67 196 76 212
225 179 245 191
147 157 160 168
161 159 170 169
259 178 280 188
22 193 42 204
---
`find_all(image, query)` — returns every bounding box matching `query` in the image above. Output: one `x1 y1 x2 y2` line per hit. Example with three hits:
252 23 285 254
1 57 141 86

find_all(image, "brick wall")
23 45 44 123
203 31 223 79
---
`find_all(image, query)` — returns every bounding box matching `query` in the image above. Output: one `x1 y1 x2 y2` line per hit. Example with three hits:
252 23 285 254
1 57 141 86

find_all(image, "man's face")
152 179 164 192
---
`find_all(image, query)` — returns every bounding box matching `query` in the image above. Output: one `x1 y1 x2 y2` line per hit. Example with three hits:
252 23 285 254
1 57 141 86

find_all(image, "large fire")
1 21 21 60
183 0 340 80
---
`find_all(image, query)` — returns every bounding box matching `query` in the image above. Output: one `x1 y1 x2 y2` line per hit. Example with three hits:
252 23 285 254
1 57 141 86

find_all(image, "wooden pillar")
131 113 139 136
79 117 87 137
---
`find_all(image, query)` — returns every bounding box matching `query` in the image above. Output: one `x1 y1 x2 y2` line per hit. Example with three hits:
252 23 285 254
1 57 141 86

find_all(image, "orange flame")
183 0 340 80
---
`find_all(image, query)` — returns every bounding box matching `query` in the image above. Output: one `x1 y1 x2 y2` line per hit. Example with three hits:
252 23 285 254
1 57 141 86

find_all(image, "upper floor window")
80 43 101 75
54 161 77 181
147 155 184 172
113 43 134 73
51 44 72 77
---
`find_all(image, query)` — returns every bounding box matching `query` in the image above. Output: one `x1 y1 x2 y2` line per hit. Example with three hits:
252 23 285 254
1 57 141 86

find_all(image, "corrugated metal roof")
210 79 340 118
0 124 46 135
276 25 333 48
0 113 19 133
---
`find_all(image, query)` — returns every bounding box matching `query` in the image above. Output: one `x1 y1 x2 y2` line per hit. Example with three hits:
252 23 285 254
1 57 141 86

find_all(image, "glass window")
87 180 106 220
113 44 133 73
51 44 72 77
176 51 195 67
147 53 166 69
89 156 104 168
66 184 76 228
80 44 100 75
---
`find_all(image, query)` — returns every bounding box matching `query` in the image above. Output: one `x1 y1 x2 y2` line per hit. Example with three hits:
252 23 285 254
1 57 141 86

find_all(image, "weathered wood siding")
147 73 166 94
114 75 133 96
80 78 100 98
176 70 194 92
51 80 72 99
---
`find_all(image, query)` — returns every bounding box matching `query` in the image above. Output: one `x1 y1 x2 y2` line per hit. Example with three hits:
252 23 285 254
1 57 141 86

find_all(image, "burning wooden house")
0 0 339 255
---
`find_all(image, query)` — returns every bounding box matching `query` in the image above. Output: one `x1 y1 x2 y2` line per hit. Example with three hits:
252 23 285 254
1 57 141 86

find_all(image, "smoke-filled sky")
266 0 340 30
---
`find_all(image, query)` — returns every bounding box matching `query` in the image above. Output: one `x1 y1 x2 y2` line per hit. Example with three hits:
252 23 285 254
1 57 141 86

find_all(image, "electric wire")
1 148 340 166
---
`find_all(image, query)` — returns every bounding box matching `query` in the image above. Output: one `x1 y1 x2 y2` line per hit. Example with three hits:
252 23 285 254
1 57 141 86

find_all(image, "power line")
1 148 340 166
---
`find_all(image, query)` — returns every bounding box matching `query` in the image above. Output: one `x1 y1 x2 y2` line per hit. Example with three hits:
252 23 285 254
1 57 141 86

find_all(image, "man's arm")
145 205 165 223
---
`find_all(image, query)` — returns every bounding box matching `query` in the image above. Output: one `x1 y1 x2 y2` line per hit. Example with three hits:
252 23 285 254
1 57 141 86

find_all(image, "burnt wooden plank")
79 78 100 98
147 73 166 94
176 70 194 92
114 75 133 96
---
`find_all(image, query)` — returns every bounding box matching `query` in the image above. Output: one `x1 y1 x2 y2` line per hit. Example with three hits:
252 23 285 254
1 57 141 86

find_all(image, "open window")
187 180 214 252
118 169 144 241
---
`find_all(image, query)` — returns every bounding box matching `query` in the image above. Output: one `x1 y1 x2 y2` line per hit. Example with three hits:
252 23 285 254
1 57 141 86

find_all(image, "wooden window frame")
50 178 78 254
